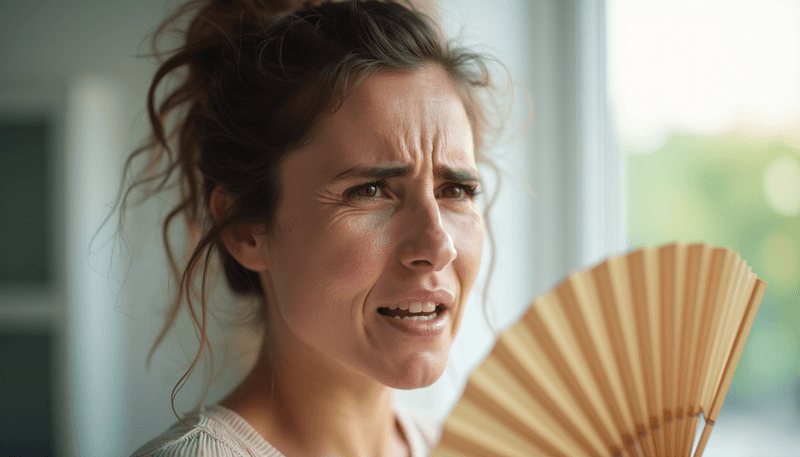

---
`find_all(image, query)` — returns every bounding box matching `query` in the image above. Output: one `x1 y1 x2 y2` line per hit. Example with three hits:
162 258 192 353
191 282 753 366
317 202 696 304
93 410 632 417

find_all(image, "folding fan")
432 243 767 457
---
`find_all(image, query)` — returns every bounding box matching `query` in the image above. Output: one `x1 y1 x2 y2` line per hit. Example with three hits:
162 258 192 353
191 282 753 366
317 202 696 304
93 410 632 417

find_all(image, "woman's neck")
219 323 410 457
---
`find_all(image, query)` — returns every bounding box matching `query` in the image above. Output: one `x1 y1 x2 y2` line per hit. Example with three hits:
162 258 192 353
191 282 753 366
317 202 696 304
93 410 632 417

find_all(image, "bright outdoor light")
762 155 800 217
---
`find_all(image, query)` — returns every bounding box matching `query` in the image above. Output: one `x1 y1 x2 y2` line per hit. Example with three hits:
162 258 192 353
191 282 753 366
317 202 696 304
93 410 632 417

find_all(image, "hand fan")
432 243 767 457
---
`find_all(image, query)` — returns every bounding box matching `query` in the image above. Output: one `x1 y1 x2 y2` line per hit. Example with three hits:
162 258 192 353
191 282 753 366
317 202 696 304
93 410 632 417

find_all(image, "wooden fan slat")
434 399 557 457
463 377 583 456
535 290 602 398
496 326 612 455
527 293 629 451
681 415 701 456
591 260 651 446
610 256 650 425
711 262 751 399
694 276 766 457
427 445 465 457
682 246 743 456
532 287 655 457
473 350 601 455
586 262 640 437
676 243 712 450
704 275 766 416
670 243 695 455
612 254 661 457
686 248 733 422
698 255 743 408
644 247 667 457
627 248 661 456
699 262 749 409
696 254 746 410
558 274 637 449
522 294 640 452
681 246 729 453
501 320 582 417
484 350 582 452
658 243 682 457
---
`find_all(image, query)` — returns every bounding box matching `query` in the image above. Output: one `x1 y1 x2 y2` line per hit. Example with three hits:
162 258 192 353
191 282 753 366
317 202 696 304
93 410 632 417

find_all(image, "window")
0 121 51 285
610 0 800 453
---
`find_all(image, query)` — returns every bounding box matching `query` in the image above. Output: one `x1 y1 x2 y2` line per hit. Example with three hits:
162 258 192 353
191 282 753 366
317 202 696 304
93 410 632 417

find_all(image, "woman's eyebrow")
435 165 481 184
333 164 414 181
332 164 480 184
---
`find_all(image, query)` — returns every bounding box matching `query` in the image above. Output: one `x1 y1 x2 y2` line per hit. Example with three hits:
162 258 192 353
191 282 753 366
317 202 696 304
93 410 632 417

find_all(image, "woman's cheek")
445 210 482 316
314 210 393 287
450 210 484 271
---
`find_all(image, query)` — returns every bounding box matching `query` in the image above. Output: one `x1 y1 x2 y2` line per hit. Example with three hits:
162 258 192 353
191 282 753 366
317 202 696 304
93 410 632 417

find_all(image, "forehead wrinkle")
316 67 474 177
361 68 464 156
387 93 463 174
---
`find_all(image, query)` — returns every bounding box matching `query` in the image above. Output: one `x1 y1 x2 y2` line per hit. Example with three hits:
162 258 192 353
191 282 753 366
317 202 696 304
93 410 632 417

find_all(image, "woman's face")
259 65 483 389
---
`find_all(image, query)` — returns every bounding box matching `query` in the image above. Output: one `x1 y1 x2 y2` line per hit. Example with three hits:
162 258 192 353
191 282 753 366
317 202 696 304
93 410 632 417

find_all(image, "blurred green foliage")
627 132 800 409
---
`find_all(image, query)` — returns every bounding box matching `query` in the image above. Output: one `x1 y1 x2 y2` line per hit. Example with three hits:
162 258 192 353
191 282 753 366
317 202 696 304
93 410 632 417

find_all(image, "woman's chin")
381 355 448 390
391 377 440 390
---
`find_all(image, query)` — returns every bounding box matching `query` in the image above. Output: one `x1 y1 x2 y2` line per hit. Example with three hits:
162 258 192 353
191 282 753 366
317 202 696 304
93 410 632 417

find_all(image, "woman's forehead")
350 65 464 108
312 66 476 169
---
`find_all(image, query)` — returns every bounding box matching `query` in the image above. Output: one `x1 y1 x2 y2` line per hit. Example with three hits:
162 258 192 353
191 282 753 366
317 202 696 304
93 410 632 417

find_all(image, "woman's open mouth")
377 301 444 321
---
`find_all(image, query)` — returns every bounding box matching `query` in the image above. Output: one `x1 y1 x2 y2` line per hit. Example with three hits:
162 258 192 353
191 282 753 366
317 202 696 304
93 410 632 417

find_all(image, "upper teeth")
386 301 438 313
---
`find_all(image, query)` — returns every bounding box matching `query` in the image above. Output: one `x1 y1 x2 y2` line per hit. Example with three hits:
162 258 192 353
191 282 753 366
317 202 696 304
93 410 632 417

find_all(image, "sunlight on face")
260 65 483 389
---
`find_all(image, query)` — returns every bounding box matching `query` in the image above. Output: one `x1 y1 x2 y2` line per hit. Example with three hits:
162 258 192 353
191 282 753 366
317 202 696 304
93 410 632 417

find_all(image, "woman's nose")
396 196 458 272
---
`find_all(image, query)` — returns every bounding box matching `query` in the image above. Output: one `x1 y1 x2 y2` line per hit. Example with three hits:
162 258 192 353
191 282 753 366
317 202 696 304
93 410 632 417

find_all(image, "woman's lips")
376 290 455 312
376 305 449 335
377 301 440 319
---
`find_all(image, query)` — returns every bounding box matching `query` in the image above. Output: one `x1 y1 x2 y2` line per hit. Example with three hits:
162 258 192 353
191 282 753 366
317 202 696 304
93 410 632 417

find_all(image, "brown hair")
118 0 501 414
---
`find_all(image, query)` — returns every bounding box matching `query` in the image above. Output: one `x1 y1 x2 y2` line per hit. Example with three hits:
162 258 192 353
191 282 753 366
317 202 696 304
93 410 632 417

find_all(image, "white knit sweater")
130 404 439 457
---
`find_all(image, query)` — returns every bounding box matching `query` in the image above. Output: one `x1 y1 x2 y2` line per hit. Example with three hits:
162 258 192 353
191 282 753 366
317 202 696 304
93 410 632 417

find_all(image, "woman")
128 0 498 455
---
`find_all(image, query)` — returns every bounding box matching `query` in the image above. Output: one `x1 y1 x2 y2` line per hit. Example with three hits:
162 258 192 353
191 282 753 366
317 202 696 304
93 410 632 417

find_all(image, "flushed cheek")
311 211 393 292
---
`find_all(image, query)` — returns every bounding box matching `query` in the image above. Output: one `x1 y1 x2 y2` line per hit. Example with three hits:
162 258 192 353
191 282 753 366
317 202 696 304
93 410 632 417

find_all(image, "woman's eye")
357 185 380 198
346 179 388 201
441 185 464 199
440 183 479 200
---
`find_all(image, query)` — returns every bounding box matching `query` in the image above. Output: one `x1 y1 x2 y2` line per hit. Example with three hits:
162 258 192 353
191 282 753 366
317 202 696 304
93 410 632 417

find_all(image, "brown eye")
441 185 464 199
347 179 387 200
357 185 379 197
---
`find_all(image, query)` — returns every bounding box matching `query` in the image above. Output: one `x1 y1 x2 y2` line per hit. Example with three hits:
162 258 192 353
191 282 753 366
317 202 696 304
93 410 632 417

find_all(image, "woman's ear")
210 186 269 272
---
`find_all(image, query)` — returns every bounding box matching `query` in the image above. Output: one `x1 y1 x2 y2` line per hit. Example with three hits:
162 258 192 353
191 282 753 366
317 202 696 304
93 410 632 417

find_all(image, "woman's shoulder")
129 405 285 457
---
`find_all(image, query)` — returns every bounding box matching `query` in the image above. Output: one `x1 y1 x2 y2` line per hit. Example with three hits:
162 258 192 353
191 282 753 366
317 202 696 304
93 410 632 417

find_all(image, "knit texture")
130 404 438 457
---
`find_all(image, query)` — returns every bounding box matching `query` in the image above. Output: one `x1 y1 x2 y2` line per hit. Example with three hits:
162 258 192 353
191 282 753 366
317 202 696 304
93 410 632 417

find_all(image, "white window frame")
0 77 130 457
0 87 72 457
527 0 626 291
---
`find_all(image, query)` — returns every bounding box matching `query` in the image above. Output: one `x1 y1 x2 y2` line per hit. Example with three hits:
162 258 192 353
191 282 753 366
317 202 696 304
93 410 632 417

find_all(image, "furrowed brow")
331 163 481 184
434 165 481 184
332 164 413 182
